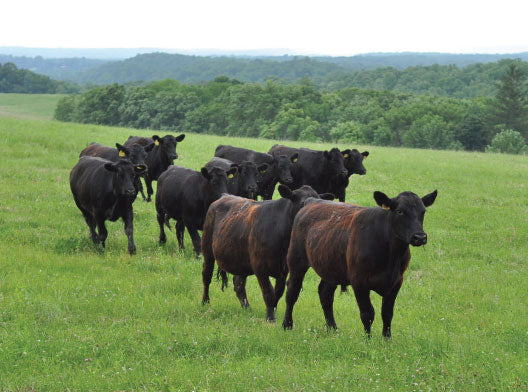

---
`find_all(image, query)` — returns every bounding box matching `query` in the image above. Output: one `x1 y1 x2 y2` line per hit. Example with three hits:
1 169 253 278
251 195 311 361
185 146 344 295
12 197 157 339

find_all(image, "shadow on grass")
54 236 100 255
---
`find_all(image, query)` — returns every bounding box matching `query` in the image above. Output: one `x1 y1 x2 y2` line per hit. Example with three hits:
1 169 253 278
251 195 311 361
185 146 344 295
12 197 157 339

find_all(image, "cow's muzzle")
410 232 427 246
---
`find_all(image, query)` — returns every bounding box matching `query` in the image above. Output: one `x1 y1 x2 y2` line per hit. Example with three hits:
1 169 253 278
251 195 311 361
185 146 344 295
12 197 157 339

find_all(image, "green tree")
492 63 528 139
486 129 528 154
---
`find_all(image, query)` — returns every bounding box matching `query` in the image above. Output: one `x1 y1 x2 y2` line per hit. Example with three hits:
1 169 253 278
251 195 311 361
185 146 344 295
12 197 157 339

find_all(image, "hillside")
0 114 526 389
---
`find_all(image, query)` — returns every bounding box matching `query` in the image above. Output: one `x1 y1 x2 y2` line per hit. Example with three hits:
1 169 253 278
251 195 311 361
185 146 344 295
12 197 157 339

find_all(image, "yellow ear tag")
118 150 125 157
382 204 390 210
228 173 234 179
154 140 160 146
343 153 349 158
363 155 367 160
293 158 298 163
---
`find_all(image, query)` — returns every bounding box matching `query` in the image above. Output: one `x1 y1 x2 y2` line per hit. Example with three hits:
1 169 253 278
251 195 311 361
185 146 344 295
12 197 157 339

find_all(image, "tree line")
54 65 528 153
0 62 80 94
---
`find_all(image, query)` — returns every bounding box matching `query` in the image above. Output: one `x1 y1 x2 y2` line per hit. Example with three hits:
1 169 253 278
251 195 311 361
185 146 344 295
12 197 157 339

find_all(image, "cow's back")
124 136 152 148
215 145 273 166
70 156 113 210
79 143 119 161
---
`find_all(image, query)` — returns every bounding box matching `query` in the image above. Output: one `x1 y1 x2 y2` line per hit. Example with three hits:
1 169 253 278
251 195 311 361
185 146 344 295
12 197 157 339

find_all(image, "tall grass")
0 115 527 390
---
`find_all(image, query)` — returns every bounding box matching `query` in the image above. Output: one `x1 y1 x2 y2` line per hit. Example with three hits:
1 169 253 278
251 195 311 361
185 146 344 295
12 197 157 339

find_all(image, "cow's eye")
396 209 403 215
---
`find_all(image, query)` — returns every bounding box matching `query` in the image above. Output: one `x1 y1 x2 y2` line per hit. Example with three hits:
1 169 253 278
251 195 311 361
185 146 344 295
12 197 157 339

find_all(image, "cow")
70 156 145 254
79 142 153 197
282 189 438 338
268 145 349 202
201 185 335 321
205 157 268 200
124 133 185 202
155 164 237 258
215 145 298 200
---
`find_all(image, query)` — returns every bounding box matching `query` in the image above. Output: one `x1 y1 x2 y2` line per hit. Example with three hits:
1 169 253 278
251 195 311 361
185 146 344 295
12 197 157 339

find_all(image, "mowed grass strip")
0 93 66 121
0 116 527 390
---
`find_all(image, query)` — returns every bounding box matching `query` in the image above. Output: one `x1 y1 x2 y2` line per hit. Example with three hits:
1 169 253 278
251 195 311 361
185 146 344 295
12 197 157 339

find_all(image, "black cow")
124 134 185 202
79 142 153 197
205 157 268 200
155 164 237 258
201 185 334 321
268 145 349 201
282 190 437 337
70 156 145 254
215 145 298 200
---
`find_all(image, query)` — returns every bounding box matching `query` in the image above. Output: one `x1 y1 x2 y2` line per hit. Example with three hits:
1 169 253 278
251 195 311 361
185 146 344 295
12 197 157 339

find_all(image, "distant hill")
0 62 79 94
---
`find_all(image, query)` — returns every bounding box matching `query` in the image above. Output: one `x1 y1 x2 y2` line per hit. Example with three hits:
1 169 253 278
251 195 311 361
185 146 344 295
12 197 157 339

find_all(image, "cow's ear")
290 153 299 163
176 134 185 142
116 143 128 158
342 149 351 158
152 135 161 146
362 151 369 159
374 191 393 210
225 167 237 179
144 142 155 152
278 184 294 200
422 190 438 207
258 163 269 174
200 167 211 180
319 193 335 200
104 162 118 172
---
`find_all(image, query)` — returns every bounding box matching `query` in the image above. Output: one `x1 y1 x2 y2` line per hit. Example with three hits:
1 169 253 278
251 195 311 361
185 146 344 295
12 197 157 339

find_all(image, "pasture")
0 104 527 389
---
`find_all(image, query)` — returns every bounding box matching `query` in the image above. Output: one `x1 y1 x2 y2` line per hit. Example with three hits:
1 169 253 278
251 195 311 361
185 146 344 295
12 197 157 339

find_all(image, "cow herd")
70 133 437 337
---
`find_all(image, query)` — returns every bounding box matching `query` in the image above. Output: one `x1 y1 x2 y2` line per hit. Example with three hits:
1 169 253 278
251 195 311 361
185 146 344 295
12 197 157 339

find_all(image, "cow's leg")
282 264 309 330
187 225 202 258
352 286 375 337
318 280 338 330
233 275 249 308
256 274 277 322
135 177 147 201
145 178 154 202
94 214 108 249
80 209 98 244
175 220 185 249
123 207 136 255
273 274 287 308
340 284 348 293
201 249 215 305
157 211 167 244
381 279 403 338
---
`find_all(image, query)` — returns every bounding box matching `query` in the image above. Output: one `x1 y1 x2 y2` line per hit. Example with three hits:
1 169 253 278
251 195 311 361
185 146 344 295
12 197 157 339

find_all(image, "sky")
2 0 528 56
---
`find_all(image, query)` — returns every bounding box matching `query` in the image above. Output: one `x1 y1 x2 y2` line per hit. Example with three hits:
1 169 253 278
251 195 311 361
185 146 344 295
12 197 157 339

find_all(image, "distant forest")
2 52 528 98
54 62 528 154
0 62 79 94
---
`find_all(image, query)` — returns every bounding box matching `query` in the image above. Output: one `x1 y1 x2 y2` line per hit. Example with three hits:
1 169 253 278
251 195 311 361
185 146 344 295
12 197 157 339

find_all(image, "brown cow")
282 190 437 337
201 185 334 321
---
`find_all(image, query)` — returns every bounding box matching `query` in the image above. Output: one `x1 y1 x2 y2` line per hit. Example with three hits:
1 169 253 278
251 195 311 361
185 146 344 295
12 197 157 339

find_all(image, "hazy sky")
3 0 528 55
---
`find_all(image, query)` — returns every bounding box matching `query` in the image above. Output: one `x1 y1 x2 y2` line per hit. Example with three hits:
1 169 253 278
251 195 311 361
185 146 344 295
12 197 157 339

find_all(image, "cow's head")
201 166 237 201
324 148 348 180
236 161 268 200
152 134 185 163
342 149 369 176
374 190 438 246
274 153 298 185
116 143 150 175
279 185 334 215
104 160 145 199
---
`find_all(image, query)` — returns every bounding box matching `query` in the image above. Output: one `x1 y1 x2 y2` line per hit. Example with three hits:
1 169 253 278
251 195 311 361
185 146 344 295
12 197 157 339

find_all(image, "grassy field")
0 93 65 120
0 96 527 390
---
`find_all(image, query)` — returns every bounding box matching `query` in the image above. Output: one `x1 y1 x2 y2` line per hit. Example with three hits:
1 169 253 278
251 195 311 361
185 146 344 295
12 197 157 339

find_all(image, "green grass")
0 112 527 390
0 93 65 120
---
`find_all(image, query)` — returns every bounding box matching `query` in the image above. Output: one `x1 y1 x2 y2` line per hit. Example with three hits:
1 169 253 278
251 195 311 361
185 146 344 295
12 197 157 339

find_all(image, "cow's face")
201 166 237 200
152 134 185 163
342 149 369 176
279 185 335 215
274 153 297 184
374 190 438 246
116 143 149 175
104 160 145 199
324 148 348 180
237 161 267 200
